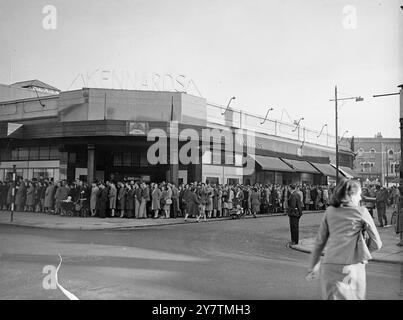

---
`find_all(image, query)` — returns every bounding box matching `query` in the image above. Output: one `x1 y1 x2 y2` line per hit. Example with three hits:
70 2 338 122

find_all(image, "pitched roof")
11 79 60 92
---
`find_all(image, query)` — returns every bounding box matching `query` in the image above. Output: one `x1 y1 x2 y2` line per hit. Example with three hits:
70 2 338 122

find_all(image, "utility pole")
10 165 16 222
335 86 339 184
330 88 363 184
373 85 402 185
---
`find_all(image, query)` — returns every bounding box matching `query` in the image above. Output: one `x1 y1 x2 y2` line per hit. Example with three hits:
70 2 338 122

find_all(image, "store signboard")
128 122 148 136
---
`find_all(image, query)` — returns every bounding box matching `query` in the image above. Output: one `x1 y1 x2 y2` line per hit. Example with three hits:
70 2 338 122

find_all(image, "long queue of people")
0 178 335 220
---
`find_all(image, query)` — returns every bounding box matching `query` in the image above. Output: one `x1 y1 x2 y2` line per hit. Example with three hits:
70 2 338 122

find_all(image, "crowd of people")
0 177 338 220
0 177 400 223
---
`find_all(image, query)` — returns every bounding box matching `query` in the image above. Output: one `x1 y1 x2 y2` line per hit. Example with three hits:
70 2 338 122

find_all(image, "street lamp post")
330 86 363 184
221 96 236 115
260 107 274 124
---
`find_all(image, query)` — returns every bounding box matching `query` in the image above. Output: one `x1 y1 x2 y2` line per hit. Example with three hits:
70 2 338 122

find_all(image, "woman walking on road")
307 179 382 300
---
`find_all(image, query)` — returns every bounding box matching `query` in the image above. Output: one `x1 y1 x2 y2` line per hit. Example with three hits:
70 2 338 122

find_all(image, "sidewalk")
0 209 293 230
291 225 403 264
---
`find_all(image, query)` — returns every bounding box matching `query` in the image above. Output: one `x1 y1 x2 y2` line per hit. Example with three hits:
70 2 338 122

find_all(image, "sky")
0 0 402 138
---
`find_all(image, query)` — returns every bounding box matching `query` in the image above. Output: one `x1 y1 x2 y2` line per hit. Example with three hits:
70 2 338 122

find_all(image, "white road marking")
55 254 79 300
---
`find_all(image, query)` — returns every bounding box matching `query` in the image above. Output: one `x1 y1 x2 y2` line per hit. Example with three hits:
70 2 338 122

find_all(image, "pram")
60 198 75 216
229 205 245 219
60 197 89 217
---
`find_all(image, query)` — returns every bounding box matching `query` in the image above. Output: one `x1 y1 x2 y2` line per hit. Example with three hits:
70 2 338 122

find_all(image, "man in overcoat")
287 184 302 245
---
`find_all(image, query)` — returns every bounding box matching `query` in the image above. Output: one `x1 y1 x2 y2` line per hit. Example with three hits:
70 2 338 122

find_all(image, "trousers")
289 216 300 244
376 206 387 226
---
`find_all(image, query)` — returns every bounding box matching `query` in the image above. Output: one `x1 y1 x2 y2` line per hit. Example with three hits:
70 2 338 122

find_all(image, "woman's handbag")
165 199 172 205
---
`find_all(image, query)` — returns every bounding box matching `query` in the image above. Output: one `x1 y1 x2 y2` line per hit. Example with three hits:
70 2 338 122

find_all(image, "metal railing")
206 102 350 150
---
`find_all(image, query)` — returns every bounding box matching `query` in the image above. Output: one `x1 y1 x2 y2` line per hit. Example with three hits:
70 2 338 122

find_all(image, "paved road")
0 212 402 300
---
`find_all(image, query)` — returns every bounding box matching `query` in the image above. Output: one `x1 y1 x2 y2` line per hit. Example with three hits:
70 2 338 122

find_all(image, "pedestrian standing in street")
287 184 302 245
375 185 389 227
307 179 382 300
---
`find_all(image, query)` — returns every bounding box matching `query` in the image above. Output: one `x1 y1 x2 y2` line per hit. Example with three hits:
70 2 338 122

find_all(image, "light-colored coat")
90 186 99 212
309 205 382 269
151 187 162 210
108 185 117 209
44 185 55 208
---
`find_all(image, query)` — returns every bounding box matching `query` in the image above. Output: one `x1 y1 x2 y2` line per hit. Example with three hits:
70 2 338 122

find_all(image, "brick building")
353 132 400 186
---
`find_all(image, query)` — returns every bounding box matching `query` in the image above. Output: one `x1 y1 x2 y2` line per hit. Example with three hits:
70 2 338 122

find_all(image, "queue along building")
0 80 355 185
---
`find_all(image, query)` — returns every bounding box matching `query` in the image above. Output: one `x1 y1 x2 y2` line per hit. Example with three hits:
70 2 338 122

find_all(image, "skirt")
320 263 366 300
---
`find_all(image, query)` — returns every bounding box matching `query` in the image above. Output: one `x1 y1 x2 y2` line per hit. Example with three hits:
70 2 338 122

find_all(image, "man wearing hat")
287 184 302 245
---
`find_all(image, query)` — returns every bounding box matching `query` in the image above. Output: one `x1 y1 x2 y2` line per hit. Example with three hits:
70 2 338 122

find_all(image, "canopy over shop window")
310 162 338 177
249 155 294 172
335 165 355 179
280 158 320 174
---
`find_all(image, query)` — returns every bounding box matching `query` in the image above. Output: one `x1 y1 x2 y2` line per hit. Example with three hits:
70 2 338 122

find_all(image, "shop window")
227 178 239 185
5 169 23 181
33 168 54 179
206 177 219 185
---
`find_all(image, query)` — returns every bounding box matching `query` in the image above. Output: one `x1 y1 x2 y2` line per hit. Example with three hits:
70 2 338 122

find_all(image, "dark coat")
126 188 135 210
287 191 302 218
188 191 200 216
15 182 27 207
97 187 108 217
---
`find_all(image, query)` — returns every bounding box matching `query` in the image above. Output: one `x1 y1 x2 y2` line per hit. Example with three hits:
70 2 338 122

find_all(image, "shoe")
397 242 403 247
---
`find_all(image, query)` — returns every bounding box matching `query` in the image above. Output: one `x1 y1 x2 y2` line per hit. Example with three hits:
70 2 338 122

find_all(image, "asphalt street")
0 212 402 300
